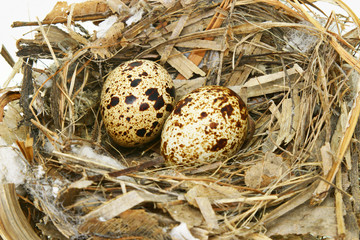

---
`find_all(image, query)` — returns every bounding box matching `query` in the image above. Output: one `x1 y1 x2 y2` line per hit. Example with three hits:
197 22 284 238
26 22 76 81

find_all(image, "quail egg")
100 59 176 147
161 85 248 166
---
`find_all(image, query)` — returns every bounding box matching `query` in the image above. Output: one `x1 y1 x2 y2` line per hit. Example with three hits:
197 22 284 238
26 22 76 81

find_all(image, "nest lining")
1 0 360 239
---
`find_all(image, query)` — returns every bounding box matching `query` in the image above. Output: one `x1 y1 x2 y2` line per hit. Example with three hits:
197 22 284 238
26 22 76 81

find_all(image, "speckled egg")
161 85 248 166
100 59 176 147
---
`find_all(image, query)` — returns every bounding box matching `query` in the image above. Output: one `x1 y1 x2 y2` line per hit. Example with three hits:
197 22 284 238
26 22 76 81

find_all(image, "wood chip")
151 37 205 79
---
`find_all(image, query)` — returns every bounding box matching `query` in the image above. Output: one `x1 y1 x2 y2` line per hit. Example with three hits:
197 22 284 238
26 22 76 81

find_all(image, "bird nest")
1 0 360 239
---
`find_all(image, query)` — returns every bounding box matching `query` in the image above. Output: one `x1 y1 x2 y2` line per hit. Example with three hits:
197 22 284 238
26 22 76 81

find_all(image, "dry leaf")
229 64 304 98
331 102 351 169
320 142 333 176
245 152 289 188
195 197 219 230
275 98 293 147
185 183 243 207
0 102 27 145
0 91 20 122
165 203 203 227
265 197 337 237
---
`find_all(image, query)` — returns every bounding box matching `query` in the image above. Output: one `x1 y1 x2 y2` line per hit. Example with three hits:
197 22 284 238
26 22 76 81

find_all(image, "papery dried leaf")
320 142 333 176
165 203 203 227
185 183 243 207
266 197 337 237
0 102 27 145
245 153 289 188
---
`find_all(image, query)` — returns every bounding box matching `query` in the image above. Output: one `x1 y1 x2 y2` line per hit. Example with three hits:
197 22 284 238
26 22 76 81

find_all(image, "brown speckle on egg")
139 103 150 111
136 128 147 137
199 112 208 119
209 122 218 129
110 96 119 107
125 95 137 104
145 88 159 100
173 97 193 116
161 85 248 166
131 79 142 87
100 59 176 147
154 96 165 110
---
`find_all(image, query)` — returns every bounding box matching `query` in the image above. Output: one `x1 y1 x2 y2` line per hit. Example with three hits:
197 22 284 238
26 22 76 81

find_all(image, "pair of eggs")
100 60 248 166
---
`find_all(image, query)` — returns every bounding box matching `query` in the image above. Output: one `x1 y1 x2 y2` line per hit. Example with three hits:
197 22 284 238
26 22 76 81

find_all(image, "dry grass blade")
262 181 319 224
2 0 360 238
80 190 173 224
311 78 360 205
0 184 41 240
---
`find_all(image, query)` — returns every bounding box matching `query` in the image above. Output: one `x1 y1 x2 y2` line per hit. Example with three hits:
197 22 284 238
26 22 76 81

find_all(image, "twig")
12 14 112 28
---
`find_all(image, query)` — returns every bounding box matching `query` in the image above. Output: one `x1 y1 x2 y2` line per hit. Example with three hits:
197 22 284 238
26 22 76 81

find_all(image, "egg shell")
100 60 176 147
161 85 248 166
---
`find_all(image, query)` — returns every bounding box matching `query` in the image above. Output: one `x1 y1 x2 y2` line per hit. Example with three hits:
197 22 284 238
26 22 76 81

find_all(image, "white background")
0 0 360 86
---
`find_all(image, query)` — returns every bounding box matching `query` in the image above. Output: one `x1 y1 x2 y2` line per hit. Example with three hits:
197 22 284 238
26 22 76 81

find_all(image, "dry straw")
1 0 360 239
